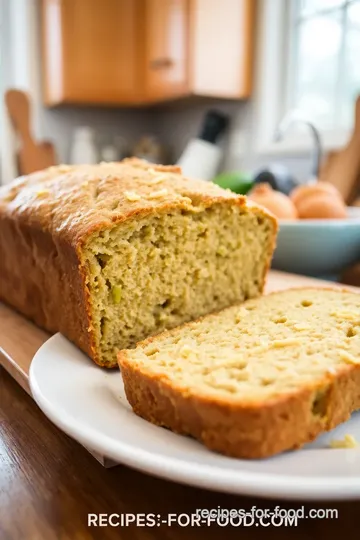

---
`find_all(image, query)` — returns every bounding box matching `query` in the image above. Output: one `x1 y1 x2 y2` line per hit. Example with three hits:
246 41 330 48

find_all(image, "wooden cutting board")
5 89 57 175
0 270 356 466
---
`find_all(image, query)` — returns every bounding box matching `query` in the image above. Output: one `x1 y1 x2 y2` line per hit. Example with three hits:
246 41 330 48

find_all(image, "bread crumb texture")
121 288 360 403
85 199 274 366
119 288 360 458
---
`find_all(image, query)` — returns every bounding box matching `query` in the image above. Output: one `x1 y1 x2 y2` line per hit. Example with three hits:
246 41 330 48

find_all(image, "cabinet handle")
150 58 174 69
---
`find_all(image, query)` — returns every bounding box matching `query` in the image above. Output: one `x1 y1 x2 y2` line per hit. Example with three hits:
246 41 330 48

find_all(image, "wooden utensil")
319 96 360 203
5 89 57 175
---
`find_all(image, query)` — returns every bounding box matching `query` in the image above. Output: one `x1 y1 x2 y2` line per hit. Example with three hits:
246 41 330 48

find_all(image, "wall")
150 99 313 182
150 99 246 167
42 94 313 180
39 107 151 164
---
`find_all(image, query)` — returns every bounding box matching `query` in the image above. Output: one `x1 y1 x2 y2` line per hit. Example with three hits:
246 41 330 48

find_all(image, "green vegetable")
212 172 253 195
112 285 122 304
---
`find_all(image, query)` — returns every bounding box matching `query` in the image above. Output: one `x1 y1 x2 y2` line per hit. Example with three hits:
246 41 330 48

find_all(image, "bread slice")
0 158 276 367
119 288 360 459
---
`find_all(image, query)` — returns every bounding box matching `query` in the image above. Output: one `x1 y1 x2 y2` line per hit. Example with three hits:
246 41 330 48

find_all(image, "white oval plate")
30 334 360 500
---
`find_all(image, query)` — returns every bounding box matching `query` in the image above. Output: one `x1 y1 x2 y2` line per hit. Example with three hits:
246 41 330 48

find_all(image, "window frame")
253 0 353 156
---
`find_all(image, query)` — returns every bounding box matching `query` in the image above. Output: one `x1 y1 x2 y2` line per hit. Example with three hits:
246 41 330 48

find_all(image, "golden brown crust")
118 350 360 459
0 158 248 247
0 158 277 367
0 214 94 360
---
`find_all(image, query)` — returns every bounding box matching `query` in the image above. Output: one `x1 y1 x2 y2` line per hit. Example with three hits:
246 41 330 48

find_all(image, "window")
290 0 360 130
254 0 360 154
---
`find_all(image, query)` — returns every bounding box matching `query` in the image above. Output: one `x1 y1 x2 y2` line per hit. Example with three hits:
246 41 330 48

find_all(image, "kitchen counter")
1 367 359 539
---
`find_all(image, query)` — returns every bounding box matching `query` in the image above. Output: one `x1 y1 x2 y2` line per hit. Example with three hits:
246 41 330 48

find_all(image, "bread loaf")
0 158 277 367
119 288 360 458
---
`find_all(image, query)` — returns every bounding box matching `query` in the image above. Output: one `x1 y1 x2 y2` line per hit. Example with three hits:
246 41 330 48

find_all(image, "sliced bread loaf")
0 158 276 367
118 288 360 458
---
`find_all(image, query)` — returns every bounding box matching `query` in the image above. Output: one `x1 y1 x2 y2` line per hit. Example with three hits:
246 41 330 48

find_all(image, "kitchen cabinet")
42 0 254 106
143 0 189 101
42 0 188 105
190 0 255 99
42 0 142 106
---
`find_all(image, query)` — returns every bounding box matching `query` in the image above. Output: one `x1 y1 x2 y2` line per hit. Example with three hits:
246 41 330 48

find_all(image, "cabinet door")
190 0 255 99
42 0 141 105
144 0 190 101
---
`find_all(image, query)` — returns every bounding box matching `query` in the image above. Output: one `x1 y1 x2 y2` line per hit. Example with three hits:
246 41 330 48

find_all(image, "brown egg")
290 181 341 207
248 183 298 219
296 192 347 219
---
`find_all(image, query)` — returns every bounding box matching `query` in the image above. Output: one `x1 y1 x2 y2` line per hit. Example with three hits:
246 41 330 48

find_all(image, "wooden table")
1 271 360 539
1 367 360 539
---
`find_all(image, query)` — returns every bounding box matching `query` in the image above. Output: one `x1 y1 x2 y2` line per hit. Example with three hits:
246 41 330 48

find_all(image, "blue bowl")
272 208 360 278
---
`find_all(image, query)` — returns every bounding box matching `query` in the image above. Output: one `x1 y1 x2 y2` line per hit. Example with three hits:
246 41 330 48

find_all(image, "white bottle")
177 139 222 181
70 127 98 164
100 144 118 162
